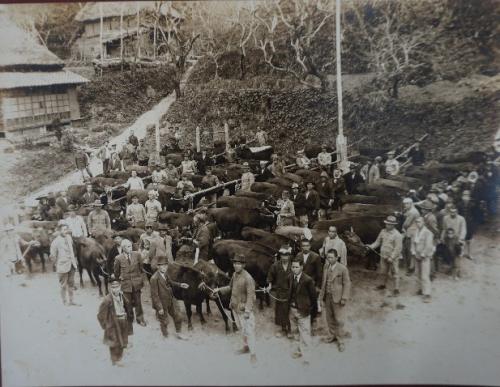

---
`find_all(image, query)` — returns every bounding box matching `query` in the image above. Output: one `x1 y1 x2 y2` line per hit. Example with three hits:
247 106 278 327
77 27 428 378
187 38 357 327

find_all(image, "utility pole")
120 2 123 68
335 0 348 173
99 2 104 77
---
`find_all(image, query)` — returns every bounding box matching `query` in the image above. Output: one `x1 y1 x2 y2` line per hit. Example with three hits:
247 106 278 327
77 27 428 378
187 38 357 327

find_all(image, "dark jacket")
288 272 317 317
316 181 335 208
344 172 364 194
409 148 425 166
82 192 99 205
97 294 130 348
114 252 144 292
295 251 322 288
303 189 320 215
266 260 292 297
292 192 307 217
149 271 183 312
193 224 211 261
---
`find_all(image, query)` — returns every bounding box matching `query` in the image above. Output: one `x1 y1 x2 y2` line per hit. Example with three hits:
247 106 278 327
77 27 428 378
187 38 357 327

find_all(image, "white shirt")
64 215 88 238
302 252 310 264
126 177 144 190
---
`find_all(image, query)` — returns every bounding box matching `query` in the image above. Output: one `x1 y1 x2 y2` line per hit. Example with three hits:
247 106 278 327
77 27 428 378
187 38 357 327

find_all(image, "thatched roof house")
0 10 88 141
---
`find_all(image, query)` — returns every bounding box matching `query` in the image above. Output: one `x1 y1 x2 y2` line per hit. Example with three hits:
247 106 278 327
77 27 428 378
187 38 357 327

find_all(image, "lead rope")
198 281 237 324
255 287 289 303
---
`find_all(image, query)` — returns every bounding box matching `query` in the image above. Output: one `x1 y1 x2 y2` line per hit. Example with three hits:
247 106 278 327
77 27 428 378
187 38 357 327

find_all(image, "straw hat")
384 215 398 225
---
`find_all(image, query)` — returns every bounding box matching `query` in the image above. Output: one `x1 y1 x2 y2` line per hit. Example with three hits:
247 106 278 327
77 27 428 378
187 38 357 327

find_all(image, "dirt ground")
1 219 499 386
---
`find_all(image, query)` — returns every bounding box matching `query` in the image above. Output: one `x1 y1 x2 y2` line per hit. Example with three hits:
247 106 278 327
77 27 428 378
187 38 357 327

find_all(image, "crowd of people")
5 124 498 367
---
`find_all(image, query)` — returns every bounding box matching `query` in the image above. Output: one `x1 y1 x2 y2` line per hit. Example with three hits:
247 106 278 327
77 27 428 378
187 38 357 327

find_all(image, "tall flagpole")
335 0 348 173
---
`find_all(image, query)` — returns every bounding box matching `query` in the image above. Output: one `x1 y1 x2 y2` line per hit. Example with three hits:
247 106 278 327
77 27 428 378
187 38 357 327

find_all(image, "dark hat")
232 254 246 263
156 255 169 266
384 215 398 225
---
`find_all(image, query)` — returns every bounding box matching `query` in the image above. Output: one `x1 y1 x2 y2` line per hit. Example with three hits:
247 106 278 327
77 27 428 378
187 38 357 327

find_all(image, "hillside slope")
163 71 499 159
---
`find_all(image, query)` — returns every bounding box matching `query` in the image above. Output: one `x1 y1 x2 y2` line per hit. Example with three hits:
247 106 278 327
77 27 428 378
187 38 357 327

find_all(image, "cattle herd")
5 132 499 354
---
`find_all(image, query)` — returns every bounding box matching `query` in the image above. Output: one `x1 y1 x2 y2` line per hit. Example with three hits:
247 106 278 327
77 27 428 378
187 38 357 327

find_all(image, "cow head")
341 229 367 257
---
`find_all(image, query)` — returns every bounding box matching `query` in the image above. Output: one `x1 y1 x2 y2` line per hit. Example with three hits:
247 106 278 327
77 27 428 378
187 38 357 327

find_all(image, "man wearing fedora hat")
97 275 131 365
384 150 400 176
150 256 189 339
291 182 307 226
87 200 111 238
402 197 421 275
240 162 255 192
214 254 257 364
266 246 293 338
367 215 403 297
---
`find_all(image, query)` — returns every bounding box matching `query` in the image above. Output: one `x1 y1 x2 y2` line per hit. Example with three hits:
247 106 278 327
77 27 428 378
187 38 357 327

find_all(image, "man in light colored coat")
402 197 421 274
367 215 403 297
319 249 351 352
320 226 347 266
412 217 435 303
50 224 79 305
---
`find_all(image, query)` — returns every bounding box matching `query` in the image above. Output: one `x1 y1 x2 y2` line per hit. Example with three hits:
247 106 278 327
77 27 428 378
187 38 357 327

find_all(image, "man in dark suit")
303 181 320 226
295 239 323 290
97 275 131 366
194 149 212 176
288 259 317 365
150 256 189 339
291 183 307 226
344 165 364 195
114 239 146 329
316 171 335 219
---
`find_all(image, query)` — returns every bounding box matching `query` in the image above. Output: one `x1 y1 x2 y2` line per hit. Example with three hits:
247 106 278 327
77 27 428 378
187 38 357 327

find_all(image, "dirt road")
1 220 498 386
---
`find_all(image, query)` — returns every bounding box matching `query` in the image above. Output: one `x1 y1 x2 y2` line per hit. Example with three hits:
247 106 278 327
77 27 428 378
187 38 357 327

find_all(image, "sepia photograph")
0 0 499 386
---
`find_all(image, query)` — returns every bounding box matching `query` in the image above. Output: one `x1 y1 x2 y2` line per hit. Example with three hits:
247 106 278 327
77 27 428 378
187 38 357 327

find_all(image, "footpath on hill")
0 63 196 214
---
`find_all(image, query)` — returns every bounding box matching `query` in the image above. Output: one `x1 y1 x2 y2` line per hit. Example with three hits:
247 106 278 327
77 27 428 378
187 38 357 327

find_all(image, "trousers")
324 294 346 341
234 311 256 355
290 307 312 361
123 290 144 325
109 346 124 364
380 257 400 291
157 301 182 336
415 257 431 296
58 266 75 302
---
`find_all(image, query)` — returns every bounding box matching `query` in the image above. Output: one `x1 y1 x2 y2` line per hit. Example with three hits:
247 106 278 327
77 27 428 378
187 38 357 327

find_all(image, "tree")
254 0 334 89
194 2 235 80
147 2 200 98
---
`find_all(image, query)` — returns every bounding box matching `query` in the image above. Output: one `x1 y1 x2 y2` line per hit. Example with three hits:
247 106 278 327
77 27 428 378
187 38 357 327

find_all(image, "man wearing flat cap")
266 246 293 338
214 254 257 364
97 275 132 366
367 215 403 297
